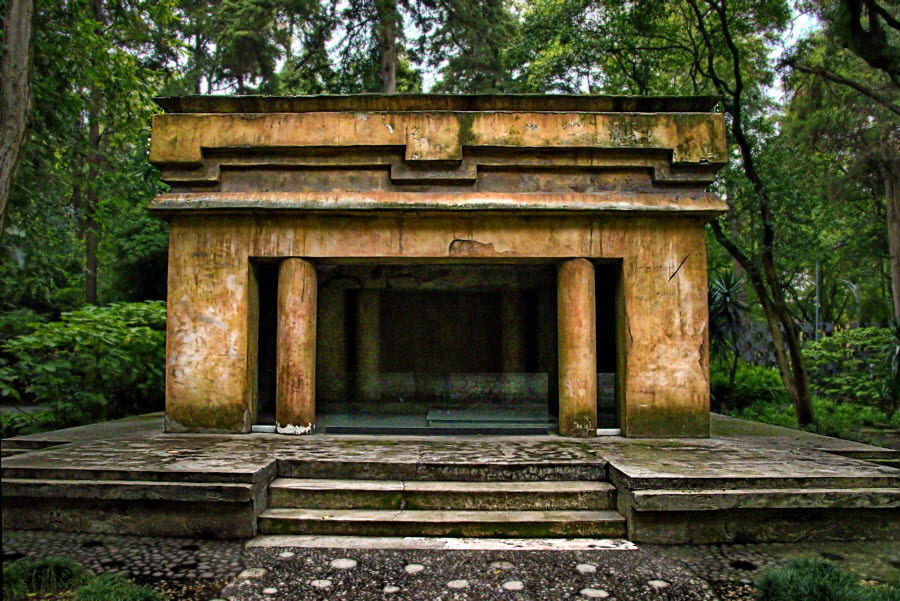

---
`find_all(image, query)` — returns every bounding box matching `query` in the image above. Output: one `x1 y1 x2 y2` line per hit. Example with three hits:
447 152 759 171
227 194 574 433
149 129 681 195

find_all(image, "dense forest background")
0 0 898 435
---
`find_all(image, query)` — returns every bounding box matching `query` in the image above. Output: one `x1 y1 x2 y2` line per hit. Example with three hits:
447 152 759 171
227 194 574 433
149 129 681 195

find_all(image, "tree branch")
788 60 900 117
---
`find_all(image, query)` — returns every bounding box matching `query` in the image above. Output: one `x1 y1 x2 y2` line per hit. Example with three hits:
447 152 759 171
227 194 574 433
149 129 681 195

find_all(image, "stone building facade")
148 95 727 438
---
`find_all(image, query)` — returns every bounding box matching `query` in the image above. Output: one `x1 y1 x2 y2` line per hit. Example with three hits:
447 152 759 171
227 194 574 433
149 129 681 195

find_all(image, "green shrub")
1 565 26 601
0 409 53 438
755 557 899 601
0 302 166 429
2 557 89 599
76 573 167 601
0 309 46 345
804 327 895 413
711 354 788 411
731 397 891 442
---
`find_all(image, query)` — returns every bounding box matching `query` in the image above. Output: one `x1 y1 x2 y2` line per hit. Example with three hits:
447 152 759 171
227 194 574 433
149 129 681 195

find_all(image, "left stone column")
276 258 317 434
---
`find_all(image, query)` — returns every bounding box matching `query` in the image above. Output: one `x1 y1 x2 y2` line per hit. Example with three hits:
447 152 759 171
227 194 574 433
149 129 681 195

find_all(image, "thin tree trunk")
85 0 104 304
885 157 900 325
85 86 100 305
0 0 35 237
687 0 816 425
375 0 398 93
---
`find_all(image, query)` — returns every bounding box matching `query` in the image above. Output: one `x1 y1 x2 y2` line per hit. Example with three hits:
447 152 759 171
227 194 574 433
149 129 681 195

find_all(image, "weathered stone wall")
163 212 710 437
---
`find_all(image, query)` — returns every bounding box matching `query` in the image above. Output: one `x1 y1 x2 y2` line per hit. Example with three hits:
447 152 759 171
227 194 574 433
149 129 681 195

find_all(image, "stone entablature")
149 94 727 438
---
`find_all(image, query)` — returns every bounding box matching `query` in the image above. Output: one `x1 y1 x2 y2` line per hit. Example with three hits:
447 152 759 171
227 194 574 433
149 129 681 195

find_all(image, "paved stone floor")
2 531 897 600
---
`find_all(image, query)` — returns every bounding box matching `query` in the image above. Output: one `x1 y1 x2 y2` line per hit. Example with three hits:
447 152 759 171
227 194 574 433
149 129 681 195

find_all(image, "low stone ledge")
630 487 900 512
625 508 900 544
2 497 257 539
1 478 258 503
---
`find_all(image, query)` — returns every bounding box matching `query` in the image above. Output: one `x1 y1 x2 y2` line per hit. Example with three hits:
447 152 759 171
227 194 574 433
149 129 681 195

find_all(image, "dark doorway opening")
254 260 619 433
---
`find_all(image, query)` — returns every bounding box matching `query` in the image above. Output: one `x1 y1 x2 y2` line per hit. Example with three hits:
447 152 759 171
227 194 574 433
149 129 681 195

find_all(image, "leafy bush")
755 557 899 601
732 397 892 443
0 409 53 438
76 572 166 601
710 354 787 411
2 558 89 599
0 302 166 429
0 309 47 345
804 327 896 414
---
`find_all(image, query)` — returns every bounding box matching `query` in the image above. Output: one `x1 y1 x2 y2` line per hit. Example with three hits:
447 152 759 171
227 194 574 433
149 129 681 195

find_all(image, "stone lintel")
147 192 728 218
149 111 726 169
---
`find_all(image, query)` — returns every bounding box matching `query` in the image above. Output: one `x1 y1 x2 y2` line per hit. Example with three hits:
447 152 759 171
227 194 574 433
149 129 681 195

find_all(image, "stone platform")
2 413 898 543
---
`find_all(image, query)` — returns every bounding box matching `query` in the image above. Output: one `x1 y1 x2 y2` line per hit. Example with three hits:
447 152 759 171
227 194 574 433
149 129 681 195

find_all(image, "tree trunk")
711 221 817 426
375 0 398 93
85 0 103 305
0 0 35 237
885 157 900 325
85 86 100 305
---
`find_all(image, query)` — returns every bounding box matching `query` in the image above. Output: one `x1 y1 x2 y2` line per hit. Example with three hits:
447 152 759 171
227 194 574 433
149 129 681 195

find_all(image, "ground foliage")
0 302 166 433
804 327 899 416
2 558 89 601
2 558 167 601
755 557 900 601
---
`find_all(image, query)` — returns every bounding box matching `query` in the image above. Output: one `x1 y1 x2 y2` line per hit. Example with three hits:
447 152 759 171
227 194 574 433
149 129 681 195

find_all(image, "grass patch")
755 558 899 601
2 559 167 601
75 573 166 601
2 557 89 599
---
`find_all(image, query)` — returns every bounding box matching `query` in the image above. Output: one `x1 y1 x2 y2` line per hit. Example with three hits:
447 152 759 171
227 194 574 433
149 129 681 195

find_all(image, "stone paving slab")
595 437 899 490
5 414 895 487
710 414 899 460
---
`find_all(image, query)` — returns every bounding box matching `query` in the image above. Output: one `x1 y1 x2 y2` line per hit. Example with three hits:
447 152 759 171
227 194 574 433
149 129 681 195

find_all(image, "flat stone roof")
154 94 721 114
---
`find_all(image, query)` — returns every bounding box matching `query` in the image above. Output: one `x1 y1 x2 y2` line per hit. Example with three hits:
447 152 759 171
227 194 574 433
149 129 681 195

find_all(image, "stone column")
276 258 317 434
557 258 597 437
500 291 527 374
356 288 380 402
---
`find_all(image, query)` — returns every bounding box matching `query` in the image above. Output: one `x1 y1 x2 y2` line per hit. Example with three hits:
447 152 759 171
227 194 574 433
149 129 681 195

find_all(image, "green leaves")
804 326 897 414
0 301 166 431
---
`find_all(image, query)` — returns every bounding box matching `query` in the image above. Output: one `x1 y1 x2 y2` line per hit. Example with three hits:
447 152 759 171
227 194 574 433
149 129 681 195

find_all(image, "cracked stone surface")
4 414 896 488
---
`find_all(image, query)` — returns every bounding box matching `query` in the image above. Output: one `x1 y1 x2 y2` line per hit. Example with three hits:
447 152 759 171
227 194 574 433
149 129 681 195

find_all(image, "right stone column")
557 258 598 437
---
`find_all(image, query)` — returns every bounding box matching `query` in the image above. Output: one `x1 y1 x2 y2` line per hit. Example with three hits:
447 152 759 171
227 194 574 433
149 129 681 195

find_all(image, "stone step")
608 466 900 492
258 508 627 538
268 478 616 510
1 478 259 503
2 463 275 484
277 459 606 482
630 487 900 512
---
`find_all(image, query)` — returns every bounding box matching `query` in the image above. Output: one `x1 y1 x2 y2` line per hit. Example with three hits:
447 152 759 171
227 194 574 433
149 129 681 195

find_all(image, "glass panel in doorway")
315 263 557 434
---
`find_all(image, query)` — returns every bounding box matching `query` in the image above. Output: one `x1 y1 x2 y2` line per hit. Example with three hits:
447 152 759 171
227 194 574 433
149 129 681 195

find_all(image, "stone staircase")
257 459 626 538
